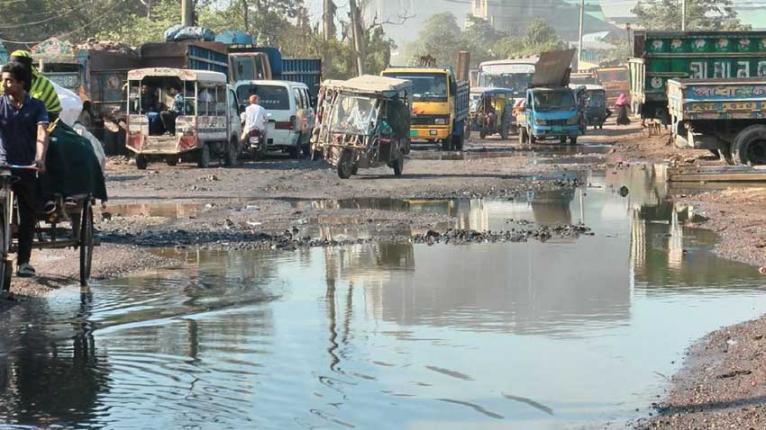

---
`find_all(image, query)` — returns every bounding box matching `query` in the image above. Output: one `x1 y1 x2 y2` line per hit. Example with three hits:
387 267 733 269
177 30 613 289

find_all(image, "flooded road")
1 167 766 429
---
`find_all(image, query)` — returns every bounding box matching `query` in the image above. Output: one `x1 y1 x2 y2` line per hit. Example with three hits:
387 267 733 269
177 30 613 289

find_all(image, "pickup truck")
517 50 582 145
668 78 766 165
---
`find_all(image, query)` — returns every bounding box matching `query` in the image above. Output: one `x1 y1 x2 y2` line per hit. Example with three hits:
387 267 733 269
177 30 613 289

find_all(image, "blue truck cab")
519 87 581 144
516 49 581 145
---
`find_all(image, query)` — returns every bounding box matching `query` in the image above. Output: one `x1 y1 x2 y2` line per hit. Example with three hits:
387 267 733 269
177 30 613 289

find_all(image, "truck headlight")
434 117 448 125
535 118 546 125
567 116 579 125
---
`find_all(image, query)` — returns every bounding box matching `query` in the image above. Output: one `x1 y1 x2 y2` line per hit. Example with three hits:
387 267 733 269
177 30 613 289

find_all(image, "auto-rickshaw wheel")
479 131 486 139
337 149 354 179
135 155 148 170
569 136 578 145
165 156 178 166
392 157 403 177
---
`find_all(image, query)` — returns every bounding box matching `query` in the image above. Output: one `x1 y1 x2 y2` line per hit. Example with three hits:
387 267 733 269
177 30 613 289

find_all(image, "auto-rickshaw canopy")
127 67 227 83
326 75 412 99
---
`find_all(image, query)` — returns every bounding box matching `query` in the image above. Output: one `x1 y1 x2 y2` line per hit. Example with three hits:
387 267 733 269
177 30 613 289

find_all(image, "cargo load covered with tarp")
46 122 108 201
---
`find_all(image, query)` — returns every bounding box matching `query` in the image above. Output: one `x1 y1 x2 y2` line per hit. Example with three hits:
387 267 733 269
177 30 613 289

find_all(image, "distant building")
470 0 616 40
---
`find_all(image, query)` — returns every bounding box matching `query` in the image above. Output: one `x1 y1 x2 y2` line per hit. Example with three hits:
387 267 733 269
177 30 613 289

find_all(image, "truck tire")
197 144 211 168
225 137 240 167
732 125 766 165
136 155 148 170
441 139 452 151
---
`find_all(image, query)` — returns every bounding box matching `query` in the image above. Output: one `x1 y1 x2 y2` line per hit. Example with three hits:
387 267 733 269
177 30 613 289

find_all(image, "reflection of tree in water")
0 293 109 427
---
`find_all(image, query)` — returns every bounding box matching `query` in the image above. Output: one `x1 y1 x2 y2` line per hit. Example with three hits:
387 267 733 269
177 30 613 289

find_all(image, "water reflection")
0 165 764 429
0 292 110 428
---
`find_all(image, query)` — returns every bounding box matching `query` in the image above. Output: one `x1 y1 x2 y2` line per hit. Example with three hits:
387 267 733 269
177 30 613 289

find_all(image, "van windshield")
533 90 575 111
236 84 290 110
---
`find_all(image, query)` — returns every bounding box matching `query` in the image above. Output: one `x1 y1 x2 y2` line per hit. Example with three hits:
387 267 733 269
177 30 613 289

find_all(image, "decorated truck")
668 78 766 165
30 38 141 150
629 31 766 123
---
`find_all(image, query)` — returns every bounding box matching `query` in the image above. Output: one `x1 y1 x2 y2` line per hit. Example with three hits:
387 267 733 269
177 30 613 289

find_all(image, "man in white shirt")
242 94 267 135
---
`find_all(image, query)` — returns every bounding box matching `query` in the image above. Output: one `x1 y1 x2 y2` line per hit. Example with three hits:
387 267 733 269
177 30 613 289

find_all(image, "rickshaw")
311 75 412 179
0 122 106 291
469 87 516 140
125 68 241 170
574 84 609 130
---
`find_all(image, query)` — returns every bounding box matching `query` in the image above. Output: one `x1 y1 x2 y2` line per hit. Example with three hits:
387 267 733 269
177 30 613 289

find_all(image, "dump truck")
668 77 766 165
381 66 469 151
517 50 582 145
629 30 766 123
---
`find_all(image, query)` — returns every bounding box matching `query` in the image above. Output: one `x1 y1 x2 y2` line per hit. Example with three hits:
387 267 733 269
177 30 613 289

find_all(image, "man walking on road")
0 62 50 278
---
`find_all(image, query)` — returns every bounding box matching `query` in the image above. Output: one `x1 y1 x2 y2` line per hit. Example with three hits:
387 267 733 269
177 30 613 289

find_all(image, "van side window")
302 89 311 110
293 88 305 110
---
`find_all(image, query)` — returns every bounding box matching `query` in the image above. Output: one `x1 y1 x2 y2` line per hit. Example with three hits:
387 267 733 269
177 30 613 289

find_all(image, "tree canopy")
0 0 395 79
632 0 750 31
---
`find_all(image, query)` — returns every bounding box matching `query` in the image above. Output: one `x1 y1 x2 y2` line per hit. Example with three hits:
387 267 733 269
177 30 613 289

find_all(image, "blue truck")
517 50 582 145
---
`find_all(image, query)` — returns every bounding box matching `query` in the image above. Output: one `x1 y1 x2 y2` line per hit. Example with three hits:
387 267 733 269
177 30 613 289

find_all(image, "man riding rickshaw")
0 54 106 291
469 87 516 140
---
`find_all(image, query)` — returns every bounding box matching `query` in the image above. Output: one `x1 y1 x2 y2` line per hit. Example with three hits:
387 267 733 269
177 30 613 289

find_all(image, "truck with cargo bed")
629 30 766 123
668 77 766 165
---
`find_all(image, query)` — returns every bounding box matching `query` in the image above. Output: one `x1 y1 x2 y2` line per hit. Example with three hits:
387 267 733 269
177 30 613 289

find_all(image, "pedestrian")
615 93 630 126
7 50 62 123
0 62 50 278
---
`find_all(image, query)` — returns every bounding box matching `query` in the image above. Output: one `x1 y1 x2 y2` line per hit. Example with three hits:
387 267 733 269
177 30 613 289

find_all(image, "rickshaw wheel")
0 211 10 293
79 199 94 286
479 131 486 139
337 150 354 179
197 144 211 168
135 155 148 170
393 157 403 177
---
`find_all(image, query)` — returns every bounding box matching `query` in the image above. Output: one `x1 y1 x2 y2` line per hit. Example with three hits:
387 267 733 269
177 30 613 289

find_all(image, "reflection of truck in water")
629 30 766 123
381 67 469 151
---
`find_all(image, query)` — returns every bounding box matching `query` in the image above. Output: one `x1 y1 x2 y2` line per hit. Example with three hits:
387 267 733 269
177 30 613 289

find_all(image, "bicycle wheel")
79 199 94 286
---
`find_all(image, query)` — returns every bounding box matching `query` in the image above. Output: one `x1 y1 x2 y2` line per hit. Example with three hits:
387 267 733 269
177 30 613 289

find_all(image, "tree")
493 19 565 58
405 12 464 66
462 15 506 65
632 0 750 31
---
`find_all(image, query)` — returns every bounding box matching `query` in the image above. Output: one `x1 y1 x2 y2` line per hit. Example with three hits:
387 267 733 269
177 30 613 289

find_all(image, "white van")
234 80 314 158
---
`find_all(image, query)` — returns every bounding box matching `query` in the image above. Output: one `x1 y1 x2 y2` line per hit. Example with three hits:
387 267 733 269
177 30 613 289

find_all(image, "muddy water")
2 167 766 429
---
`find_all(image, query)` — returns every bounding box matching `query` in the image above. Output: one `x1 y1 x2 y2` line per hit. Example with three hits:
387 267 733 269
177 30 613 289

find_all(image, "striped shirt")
0 69 62 114
29 70 62 114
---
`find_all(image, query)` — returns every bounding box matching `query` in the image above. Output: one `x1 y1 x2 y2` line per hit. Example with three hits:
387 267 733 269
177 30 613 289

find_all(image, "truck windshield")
533 90 576 111
236 85 290 110
231 56 268 81
330 94 377 135
382 73 447 102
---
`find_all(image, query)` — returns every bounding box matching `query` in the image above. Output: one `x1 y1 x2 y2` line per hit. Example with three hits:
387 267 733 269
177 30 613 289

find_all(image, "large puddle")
1 165 765 429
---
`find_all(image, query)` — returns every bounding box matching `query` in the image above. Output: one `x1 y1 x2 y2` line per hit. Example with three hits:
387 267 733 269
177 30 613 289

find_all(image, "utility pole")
349 0 365 75
323 0 337 41
181 0 194 27
681 0 687 31
577 0 585 71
